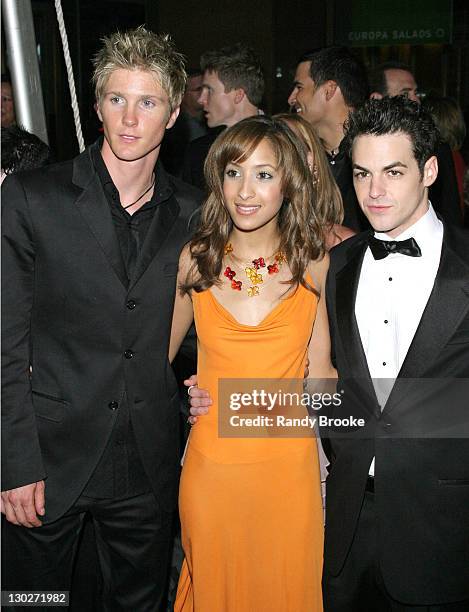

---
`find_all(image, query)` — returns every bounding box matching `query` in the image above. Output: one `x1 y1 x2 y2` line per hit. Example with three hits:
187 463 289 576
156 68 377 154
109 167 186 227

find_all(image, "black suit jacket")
1 146 202 522
324 224 469 604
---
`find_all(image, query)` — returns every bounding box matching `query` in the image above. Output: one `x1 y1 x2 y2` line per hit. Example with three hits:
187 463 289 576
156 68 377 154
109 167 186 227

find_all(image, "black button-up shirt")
83 139 173 499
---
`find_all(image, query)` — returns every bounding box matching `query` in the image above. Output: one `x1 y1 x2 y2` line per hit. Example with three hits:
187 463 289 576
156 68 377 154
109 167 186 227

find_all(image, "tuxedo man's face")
352 133 437 238
96 68 179 163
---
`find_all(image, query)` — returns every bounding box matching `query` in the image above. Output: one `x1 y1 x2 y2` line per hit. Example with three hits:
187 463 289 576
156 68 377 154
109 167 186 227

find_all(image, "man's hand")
184 374 212 425
1 481 45 528
184 363 307 423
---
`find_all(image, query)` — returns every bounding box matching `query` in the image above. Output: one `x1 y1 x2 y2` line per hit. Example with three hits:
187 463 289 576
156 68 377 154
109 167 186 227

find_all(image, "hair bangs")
224 131 267 167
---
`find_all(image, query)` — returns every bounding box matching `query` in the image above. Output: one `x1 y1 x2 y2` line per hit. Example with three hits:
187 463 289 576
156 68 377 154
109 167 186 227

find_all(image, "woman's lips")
235 204 260 215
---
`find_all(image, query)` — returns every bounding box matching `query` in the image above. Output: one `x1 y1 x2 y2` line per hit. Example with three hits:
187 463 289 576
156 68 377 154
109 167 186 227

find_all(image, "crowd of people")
1 25 469 612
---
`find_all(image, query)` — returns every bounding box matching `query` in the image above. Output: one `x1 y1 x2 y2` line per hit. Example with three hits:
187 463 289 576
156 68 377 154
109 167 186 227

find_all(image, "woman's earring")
312 165 319 186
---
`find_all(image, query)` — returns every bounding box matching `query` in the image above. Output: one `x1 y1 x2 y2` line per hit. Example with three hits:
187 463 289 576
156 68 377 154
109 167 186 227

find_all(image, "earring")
312 166 319 186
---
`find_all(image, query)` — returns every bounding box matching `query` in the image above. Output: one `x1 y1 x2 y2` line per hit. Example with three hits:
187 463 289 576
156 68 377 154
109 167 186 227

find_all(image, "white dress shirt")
355 204 443 475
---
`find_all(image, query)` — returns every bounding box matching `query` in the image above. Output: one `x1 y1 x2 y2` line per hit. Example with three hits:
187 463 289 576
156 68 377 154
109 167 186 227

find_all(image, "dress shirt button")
382 362 387 366
124 349 134 359
108 401 119 410
126 299 137 310
388 277 393 281
384 320 388 324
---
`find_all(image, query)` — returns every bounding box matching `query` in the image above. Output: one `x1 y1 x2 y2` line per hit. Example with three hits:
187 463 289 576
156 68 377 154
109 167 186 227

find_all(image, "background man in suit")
2 27 201 610
323 96 469 610
160 68 208 176
369 61 462 227
182 42 264 190
288 46 369 231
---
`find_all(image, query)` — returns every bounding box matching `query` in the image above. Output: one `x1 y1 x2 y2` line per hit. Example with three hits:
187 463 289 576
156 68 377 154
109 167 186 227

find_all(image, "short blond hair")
92 26 186 111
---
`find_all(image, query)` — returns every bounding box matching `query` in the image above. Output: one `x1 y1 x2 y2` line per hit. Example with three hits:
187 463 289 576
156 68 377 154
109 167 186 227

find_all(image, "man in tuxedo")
323 96 469 610
2 27 201 610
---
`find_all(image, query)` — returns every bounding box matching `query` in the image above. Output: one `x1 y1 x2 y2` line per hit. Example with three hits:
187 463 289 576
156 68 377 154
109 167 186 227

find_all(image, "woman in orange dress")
170 116 336 611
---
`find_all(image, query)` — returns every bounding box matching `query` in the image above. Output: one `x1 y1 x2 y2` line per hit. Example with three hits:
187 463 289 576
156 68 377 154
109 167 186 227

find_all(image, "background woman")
423 95 467 218
170 116 335 611
275 113 355 249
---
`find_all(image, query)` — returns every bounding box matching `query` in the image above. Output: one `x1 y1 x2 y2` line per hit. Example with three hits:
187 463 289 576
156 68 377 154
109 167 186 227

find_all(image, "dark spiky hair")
344 96 439 176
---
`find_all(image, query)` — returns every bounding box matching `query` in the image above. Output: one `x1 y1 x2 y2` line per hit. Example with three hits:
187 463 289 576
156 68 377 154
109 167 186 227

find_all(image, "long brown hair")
274 113 344 229
184 115 325 293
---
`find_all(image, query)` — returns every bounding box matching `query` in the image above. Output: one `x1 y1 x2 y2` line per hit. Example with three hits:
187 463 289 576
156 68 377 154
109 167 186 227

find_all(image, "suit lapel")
335 236 380 412
72 151 127 288
336 239 370 375
397 238 469 379
128 195 180 290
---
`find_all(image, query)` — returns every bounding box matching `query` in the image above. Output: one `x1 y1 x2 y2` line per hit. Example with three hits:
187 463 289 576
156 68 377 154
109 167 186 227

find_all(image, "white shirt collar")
374 203 442 257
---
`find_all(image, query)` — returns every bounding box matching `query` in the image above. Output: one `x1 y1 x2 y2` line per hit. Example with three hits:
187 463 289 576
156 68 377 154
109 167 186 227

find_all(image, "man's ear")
423 155 438 187
324 80 338 102
95 102 103 122
369 92 383 100
166 106 180 130
233 88 245 104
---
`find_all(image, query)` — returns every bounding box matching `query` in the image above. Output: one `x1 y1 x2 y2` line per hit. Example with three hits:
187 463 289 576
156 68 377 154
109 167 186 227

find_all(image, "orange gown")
175 283 324 612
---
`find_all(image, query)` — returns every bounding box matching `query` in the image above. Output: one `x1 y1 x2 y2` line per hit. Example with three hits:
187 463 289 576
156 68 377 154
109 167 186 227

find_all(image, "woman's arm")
307 254 337 381
169 244 195 363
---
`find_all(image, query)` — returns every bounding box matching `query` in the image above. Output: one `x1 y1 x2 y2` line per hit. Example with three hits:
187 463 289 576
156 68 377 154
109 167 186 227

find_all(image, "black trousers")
323 491 469 612
2 491 173 612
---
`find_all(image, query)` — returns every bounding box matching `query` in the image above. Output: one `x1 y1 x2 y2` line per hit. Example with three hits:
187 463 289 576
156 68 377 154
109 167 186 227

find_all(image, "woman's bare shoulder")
326 224 356 250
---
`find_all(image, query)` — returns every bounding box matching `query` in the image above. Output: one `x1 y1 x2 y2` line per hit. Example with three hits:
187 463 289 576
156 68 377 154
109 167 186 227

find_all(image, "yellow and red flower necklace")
223 243 287 297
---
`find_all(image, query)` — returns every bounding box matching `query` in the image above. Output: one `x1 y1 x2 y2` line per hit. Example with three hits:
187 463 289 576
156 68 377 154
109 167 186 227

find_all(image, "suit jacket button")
108 401 119 410
126 299 137 310
374 407 382 420
124 349 134 359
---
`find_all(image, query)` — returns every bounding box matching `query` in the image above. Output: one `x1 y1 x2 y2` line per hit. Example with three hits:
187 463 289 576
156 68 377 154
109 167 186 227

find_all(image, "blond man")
2 27 201 610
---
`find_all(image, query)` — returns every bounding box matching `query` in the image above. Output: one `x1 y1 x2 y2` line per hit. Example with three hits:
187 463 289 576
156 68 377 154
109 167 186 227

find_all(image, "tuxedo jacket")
1 146 202 522
324 224 469 605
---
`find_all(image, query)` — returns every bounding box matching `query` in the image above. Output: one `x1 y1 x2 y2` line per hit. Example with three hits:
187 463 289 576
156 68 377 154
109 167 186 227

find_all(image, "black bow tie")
368 235 422 260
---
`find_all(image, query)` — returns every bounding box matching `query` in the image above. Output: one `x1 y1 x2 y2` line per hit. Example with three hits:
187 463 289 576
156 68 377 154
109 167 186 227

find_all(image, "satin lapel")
335 239 375 389
128 196 180 290
74 171 128 288
396 240 469 380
